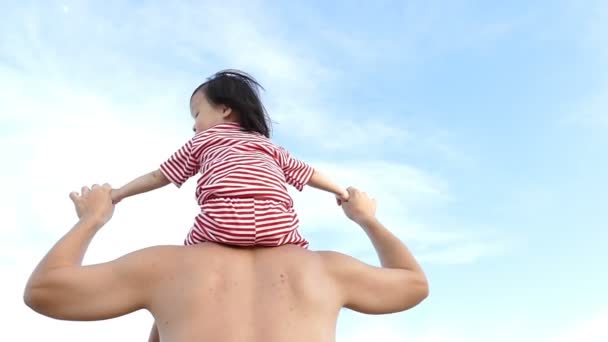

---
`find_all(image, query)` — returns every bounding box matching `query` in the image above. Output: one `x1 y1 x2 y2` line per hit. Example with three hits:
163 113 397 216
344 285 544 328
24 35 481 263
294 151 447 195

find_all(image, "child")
111 69 348 248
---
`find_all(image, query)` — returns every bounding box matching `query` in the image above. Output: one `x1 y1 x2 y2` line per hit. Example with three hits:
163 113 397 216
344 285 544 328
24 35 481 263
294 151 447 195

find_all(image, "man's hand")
340 187 376 225
335 189 350 206
69 184 115 227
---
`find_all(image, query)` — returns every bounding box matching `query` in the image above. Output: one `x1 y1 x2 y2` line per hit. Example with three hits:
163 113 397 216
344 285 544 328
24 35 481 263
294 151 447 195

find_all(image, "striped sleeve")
160 136 204 188
275 147 314 191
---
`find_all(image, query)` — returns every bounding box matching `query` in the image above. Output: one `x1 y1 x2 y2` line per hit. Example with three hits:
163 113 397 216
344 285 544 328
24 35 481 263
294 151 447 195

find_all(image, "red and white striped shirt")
160 122 314 247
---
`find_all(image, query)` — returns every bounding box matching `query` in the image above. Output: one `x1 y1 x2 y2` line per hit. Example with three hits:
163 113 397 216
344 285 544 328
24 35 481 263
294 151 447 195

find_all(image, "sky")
1 0 607 341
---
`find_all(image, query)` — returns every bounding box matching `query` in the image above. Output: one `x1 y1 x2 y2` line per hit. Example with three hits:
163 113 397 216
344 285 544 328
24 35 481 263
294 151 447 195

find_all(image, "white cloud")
417 240 506 264
289 160 507 265
0 0 493 262
552 310 608 342
0 2 509 340
336 309 608 342
0 0 466 157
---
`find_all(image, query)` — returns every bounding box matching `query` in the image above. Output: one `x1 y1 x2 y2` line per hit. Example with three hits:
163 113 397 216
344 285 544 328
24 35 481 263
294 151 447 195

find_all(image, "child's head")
190 69 271 137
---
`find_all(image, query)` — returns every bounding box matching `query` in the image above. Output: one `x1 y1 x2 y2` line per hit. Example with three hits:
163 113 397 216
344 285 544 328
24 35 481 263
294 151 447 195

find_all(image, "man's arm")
23 184 156 320
112 169 170 203
324 187 429 314
148 323 160 342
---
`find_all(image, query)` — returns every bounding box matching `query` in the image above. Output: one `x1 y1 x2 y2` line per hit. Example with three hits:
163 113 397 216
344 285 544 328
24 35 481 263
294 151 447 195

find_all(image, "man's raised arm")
23 184 152 321
324 187 429 314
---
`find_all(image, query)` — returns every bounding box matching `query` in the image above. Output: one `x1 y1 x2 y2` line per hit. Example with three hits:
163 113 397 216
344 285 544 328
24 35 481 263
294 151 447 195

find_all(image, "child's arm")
307 169 350 203
275 146 349 203
111 169 170 204
112 133 207 204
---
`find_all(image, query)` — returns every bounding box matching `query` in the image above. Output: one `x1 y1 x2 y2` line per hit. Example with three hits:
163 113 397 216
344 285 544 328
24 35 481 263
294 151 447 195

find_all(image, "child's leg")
252 199 309 248
277 227 309 248
184 218 214 246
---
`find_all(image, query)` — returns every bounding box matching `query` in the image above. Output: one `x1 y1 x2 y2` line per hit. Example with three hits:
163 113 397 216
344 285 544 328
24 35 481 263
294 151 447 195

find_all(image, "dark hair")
192 69 272 138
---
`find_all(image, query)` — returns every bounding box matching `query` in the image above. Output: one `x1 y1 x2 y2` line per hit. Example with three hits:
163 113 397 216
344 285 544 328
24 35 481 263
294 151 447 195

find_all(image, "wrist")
77 216 106 230
357 216 380 229
334 188 347 198
115 187 125 199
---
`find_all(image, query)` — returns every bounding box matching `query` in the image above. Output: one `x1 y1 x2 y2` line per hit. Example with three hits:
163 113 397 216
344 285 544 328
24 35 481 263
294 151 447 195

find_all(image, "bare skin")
24 185 428 342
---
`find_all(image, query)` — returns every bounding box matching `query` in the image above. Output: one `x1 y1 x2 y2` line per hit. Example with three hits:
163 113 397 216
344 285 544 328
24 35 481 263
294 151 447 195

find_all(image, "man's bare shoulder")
119 243 230 265
115 245 187 274
315 250 366 269
121 244 185 259
112 244 235 291
118 244 360 281
122 244 326 267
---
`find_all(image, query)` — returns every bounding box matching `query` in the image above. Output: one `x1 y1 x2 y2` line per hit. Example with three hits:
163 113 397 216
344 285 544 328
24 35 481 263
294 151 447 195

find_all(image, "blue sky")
1 1 607 341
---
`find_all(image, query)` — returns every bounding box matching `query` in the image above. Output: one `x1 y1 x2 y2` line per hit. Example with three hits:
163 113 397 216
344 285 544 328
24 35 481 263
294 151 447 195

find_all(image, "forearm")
117 169 170 200
361 218 425 274
307 169 343 195
26 218 101 285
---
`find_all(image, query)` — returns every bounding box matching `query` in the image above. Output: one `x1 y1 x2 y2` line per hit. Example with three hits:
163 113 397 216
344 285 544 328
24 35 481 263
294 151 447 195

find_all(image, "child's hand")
335 189 350 206
110 188 122 205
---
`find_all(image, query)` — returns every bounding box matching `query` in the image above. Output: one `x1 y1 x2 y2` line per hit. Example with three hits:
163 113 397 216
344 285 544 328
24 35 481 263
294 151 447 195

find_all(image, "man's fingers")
75 183 112 201
69 191 79 201
90 183 113 191
346 187 376 203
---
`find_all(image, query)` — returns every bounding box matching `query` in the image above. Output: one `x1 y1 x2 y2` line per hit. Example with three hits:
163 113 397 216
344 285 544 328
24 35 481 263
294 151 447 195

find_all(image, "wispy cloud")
0 1 476 157
0 1 527 341
552 309 608 342
417 240 507 265
339 309 608 342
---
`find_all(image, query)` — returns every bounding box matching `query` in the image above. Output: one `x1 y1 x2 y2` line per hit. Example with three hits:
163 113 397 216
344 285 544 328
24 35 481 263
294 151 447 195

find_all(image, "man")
24 184 429 341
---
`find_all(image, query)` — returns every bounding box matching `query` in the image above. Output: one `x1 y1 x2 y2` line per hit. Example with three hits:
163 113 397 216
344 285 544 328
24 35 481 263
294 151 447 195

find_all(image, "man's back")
145 243 341 342
24 185 428 342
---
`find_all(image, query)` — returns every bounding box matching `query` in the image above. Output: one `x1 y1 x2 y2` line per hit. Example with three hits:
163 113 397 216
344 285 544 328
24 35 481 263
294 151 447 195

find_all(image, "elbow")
418 275 430 302
23 283 43 313
405 273 430 309
23 279 56 317
152 169 170 186
415 273 430 304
